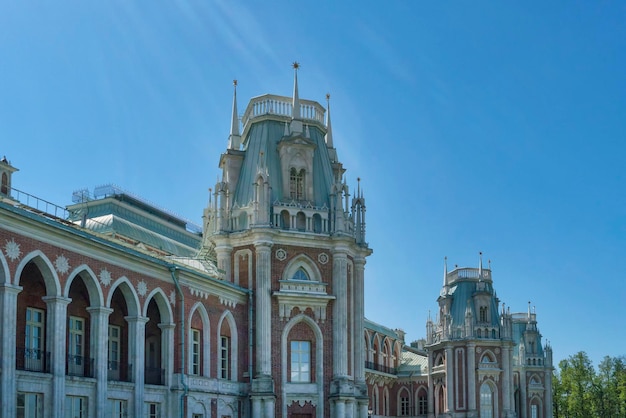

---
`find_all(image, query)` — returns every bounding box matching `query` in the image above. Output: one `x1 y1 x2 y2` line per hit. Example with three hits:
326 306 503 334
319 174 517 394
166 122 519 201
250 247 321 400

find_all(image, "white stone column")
467 343 476 412
445 346 454 413
520 366 527 418
126 315 149 418
159 322 175 387
254 241 272 376
353 257 366 384
335 400 346 418
357 399 369 418
215 244 233 282
0 283 21 418
43 295 71 418
502 345 512 415
545 368 554 418
87 306 113 417
427 352 435 418
332 250 348 378
252 399 262 417
263 398 275 418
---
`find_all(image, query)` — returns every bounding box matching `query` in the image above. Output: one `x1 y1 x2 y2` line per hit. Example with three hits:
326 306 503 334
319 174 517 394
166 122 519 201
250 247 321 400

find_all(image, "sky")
1 1 624 368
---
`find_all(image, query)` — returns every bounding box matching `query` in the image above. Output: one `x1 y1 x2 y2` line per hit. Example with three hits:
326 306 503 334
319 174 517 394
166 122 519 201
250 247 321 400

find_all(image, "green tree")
557 351 596 418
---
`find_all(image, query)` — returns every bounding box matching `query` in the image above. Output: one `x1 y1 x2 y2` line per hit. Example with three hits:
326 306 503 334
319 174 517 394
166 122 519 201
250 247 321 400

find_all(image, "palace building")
0 67 552 418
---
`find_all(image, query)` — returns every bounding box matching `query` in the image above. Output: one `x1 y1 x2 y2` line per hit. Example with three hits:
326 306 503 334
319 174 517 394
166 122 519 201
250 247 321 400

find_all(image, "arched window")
1 172 8 195
280 210 290 230
480 383 495 418
417 388 428 415
292 268 309 281
290 168 305 200
296 211 306 231
477 328 482 338
399 388 410 416
480 306 488 322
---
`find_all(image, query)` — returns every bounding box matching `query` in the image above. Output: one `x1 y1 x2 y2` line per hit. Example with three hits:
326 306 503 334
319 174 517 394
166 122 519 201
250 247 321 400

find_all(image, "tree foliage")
553 352 626 418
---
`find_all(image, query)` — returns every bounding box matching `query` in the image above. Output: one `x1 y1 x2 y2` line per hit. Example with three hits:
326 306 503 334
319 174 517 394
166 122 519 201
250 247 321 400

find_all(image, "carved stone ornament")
318 252 329 265
276 248 287 261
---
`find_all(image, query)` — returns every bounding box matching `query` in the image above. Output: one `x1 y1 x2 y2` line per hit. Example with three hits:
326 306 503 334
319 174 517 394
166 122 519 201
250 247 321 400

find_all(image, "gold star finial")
233 79 237 87
292 61 300 70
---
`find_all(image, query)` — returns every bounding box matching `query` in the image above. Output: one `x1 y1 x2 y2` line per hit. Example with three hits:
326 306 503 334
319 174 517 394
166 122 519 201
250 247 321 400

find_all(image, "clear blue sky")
1 1 624 367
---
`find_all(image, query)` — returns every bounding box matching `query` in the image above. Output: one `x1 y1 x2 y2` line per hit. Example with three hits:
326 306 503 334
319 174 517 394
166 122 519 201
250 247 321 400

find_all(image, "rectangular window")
68 316 85 375
17 392 42 418
108 325 121 380
531 404 538 418
290 341 311 382
25 307 45 371
220 336 230 379
108 399 127 418
400 396 410 415
191 329 201 375
65 396 87 418
145 402 160 418
418 395 428 415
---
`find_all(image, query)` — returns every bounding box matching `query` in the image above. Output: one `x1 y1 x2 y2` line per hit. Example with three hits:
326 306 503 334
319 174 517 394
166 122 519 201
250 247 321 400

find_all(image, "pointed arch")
480 380 499 418
383 386 390 415
107 277 140 317
189 301 211 376
480 349 497 364
371 385 380 415
397 386 411 416
143 288 174 324
15 250 61 296
64 264 104 307
0 249 10 284
217 310 238 380
282 254 322 282
281 313 323 377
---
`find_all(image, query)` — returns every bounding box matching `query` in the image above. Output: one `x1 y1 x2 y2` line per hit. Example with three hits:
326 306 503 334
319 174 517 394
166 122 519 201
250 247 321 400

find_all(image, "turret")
0 156 18 197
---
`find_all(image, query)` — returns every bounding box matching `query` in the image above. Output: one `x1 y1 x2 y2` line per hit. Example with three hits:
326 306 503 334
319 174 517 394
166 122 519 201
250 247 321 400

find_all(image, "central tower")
203 65 372 418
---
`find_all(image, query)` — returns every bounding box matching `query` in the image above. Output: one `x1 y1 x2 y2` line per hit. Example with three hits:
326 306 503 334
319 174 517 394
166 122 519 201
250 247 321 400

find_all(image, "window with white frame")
531 404 538 418
68 317 85 375
191 328 201 375
145 402 160 418
220 336 230 379
108 325 121 380
25 307 45 371
400 393 410 416
480 383 494 418
289 168 305 200
290 340 311 382
108 399 127 418
65 396 87 418
17 392 42 418
418 389 428 415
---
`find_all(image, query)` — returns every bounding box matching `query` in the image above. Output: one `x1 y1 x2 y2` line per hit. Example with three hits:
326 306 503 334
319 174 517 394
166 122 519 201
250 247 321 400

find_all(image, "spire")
228 80 241 150
325 93 334 148
528 301 531 319
478 251 483 278
292 62 300 119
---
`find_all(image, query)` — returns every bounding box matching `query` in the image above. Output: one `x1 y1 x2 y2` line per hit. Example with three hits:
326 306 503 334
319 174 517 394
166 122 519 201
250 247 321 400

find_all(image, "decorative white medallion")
169 290 176 306
54 255 70 274
137 280 148 297
318 252 329 265
4 239 21 261
476 347 482 353
99 268 112 287
495 347 501 354
276 248 287 261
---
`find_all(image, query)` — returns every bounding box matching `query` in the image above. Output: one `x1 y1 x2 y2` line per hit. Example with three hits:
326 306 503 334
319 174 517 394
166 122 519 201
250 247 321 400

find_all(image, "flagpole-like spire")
443 256 448 287
228 79 241 150
325 93 334 148
292 62 301 119
478 251 483 278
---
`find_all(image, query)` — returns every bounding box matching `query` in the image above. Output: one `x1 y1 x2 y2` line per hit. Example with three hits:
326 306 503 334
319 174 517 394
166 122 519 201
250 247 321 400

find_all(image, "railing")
145 367 165 385
365 361 396 375
108 361 132 382
241 94 326 128
7 188 69 220
446 267 491 282
16 347 51 373
66 354 94 377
